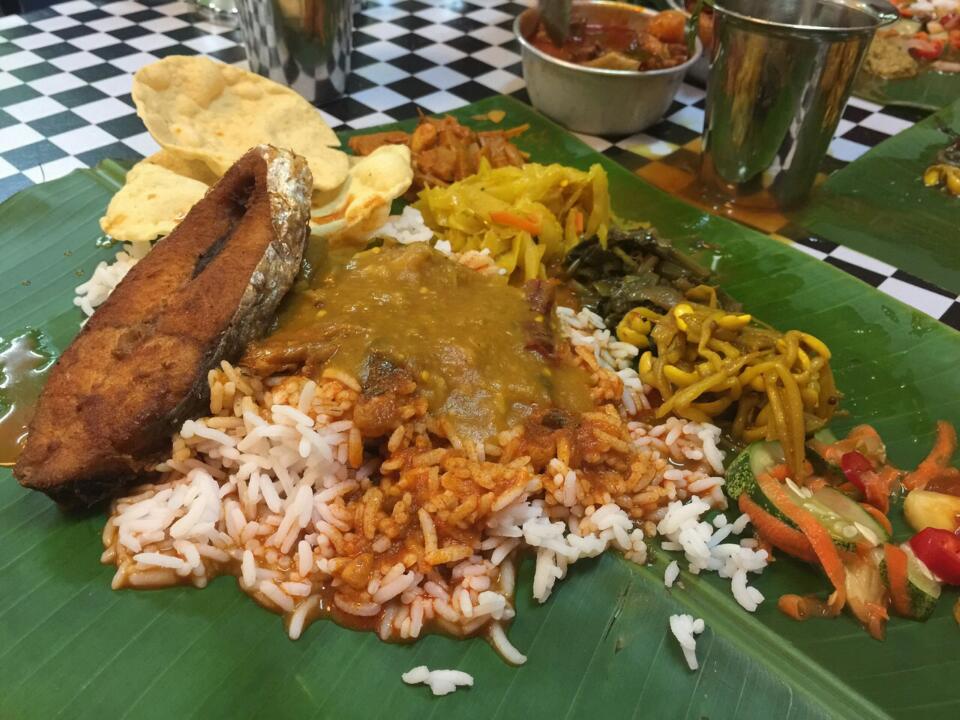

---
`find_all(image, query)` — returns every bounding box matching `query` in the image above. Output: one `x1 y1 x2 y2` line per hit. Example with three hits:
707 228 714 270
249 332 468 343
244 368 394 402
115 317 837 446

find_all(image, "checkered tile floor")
1 0 958 329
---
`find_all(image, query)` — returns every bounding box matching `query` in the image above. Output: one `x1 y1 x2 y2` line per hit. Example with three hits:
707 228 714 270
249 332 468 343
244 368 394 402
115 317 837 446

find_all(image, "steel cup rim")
712 0 900 35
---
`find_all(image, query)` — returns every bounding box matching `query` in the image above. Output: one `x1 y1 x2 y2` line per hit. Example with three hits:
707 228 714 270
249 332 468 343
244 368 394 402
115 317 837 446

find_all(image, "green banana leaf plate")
798 97 960 296
854 68 960 112
2 95 959 720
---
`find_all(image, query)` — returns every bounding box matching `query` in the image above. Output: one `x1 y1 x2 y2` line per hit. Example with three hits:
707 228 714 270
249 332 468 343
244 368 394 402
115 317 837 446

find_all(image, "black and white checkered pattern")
236 0 352 104
1 0 957 328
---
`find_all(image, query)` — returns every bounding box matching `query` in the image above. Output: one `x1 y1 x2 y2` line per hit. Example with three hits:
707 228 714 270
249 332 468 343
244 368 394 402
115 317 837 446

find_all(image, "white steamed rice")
96 217 769 676
669 614 706 671
402 665 474 696
73 241 152 317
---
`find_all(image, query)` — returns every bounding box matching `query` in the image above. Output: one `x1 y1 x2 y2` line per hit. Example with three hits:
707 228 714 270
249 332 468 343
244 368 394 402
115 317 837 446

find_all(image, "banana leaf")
854 69 960 112
797 97 960 295
1 95 958 720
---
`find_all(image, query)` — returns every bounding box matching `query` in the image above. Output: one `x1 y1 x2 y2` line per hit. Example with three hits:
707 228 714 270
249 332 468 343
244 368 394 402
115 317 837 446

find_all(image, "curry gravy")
0 331 54 467
245 242 593 442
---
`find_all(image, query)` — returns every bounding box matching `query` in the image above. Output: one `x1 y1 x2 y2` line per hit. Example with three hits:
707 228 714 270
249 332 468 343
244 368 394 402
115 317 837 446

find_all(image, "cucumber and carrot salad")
726 421 960 638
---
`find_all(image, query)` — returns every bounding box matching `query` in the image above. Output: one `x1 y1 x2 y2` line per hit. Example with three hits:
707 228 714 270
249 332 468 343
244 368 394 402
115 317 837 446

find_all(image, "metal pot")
514 2 703 136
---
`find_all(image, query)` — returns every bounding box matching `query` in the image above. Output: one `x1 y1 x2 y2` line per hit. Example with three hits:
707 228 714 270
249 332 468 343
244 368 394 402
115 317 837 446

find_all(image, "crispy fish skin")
14 145 313 508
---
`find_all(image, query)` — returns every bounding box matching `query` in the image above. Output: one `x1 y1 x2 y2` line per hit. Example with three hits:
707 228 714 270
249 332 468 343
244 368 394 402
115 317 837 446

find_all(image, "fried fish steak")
14 145 313 508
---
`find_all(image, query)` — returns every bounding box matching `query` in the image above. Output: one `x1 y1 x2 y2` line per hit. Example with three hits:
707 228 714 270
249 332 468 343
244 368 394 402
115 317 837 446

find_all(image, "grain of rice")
379 605 398 640
321 367 360 392
288 596 319 640
669 614 705 670
731 513 751 534
410 598 425 638
260 580 295 613
333 593 381 617
173 540 201 570
374 571 419 604
456 587 473 618
402 666 474 696
664 560 680 588
196 544 230 562
128 568 179 587
297 540 313 577
426 545 473 566
418 508 438 553
489 622 527 665
134 552 186 570
282 581 312 597
241 549 257 587
272 404 314 428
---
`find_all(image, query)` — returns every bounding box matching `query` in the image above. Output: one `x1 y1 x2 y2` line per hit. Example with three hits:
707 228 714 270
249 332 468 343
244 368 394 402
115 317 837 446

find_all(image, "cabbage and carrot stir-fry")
617 291 839 478
415 161 611 280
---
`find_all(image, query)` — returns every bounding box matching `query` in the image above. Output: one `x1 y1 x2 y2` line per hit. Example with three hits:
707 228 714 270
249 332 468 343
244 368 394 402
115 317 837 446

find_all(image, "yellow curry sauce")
243 241 593 443
0 331 54 467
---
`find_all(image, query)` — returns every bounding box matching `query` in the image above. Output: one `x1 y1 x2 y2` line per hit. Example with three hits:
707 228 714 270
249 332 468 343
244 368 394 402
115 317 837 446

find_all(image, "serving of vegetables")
415 161 610 280
412 145 960 640
727 421 960 639
864 0 960 78
615 292 838 479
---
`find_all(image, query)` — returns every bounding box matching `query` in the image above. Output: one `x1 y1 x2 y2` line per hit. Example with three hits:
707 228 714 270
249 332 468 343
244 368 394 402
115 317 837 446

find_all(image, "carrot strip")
500 123 530 139
778 594 835 621
905 421 957 491
860 503 893 537
883 544 911 618
819 425 886 466
738 495 818 563
770 463 790 481
864 466 902 515
861 602 889 641
489 210 541 236
757 473 847 614
573 210 584 234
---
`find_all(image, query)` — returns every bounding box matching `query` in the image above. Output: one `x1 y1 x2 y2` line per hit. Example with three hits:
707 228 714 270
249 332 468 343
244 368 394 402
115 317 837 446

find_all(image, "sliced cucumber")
808 487 890 548
725 441 785 501
812 428 838 445
724 440 889 549
807 428 841 477
878 545 942 620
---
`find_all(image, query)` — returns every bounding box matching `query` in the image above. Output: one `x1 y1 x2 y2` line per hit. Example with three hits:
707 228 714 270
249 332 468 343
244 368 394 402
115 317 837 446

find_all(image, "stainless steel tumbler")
699 0 898 208
236 0 354 105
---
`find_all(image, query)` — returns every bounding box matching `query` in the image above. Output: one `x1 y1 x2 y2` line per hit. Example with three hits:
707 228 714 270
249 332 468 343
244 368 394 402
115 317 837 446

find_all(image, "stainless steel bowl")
514 2 702 136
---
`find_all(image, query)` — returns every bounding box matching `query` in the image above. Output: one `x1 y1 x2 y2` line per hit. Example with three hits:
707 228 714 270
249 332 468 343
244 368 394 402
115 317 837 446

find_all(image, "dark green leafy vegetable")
564 226 736 329
934 120 960 166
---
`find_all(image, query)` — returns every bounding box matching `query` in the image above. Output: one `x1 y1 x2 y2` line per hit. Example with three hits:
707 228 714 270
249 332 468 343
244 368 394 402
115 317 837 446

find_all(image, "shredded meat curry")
348 115 528 197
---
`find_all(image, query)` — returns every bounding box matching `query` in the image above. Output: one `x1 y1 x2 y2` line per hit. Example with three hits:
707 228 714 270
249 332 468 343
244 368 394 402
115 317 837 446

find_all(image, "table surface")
1 0 958 330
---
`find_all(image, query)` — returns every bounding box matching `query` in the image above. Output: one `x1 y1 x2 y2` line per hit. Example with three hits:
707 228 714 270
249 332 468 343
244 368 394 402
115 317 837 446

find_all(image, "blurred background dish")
515 1 702 135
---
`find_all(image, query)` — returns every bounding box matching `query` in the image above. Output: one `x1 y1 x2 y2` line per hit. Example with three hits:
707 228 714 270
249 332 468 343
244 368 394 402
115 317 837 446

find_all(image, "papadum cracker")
312 145 413 238
131 56 349 192
100 161 208 243
143 149 219 185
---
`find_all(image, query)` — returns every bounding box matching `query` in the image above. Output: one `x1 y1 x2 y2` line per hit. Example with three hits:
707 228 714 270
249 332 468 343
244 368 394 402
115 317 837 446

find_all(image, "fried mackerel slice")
14 145 313 508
